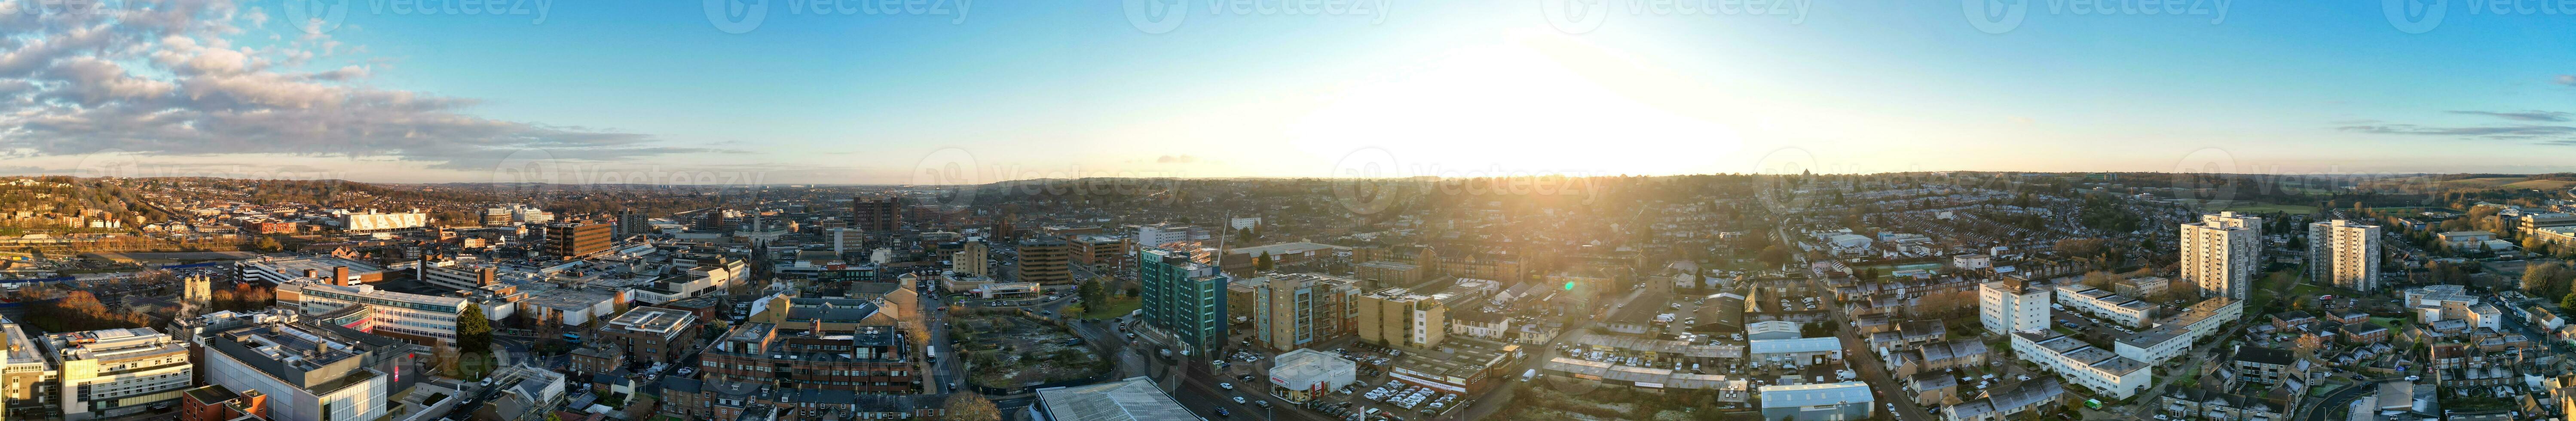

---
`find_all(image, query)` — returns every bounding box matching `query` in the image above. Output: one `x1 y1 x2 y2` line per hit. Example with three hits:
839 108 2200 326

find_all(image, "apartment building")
2052 284 2155 328
2180 212 2263 300
2229 347 2302 386
951 239 992 277
1253 272 1362 351
2010 330 2151 399
2112 298 2242 366
1355 287 1476 349
1139 247 1230 353
1979 278 2051 334
2308 220 2383 292
416 261 500 291
46 328 193 421
598 306 702 366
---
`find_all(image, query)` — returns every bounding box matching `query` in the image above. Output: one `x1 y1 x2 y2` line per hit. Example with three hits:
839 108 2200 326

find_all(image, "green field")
1076 295 1143 320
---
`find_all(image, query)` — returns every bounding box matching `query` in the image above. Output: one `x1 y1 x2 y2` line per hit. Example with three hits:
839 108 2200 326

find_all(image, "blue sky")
4 0 2574 184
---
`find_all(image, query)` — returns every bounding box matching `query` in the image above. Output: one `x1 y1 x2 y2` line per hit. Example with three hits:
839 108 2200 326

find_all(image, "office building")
274 280 471 349
416 261 500 292
3 315 59 420
1756 381 1874 421
852 196 903 235
1253 272 1361 351
1017 237 1074 284
2180 211 2263 300
2308 220 2383 292
1978 278 2051 334
545 221 612 260
1354 287 1478 349
202 320 418 421
1135 223 1204 247
598 306 702 366
45 328 193 421
1068 235 1131 273
237 255 386 286
1138 247 1229 354
617 210 652 237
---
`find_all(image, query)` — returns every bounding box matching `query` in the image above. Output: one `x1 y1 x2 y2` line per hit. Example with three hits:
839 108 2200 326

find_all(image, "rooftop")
1757 381 1872 408
1035 376 1196 421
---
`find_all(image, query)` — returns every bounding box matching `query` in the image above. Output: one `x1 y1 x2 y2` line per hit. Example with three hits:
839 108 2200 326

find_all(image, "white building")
1979 280 2051 334
2053 284 2155 328
1267 349 1357 403
203 321 408 421
2308 220 2383 292
1952 254 1992 271
2010 331 2151 399
44 328 193 421
2180 212 2263 300
1748 337 1843 369
276 279 470 349
2112 298 2241 366
1136 223 1205 247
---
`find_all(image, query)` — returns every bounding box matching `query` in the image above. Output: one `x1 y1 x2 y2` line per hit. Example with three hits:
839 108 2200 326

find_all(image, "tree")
1756 246 1789 268
2560 291 2576 310
1255 252 1275 272
457 303 494 354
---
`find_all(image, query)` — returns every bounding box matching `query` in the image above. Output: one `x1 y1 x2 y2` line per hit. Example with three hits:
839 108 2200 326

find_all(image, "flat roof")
1036 376 1196 421
1757 381 1872 407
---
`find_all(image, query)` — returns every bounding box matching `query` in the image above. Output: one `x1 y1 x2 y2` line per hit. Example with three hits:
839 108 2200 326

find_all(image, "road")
2305 378 2390 421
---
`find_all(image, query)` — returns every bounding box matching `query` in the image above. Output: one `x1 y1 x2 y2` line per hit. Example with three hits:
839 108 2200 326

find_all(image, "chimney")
303 269 319 279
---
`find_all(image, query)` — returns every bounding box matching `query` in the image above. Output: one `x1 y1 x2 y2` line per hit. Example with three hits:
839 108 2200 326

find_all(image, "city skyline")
4 1 2576 184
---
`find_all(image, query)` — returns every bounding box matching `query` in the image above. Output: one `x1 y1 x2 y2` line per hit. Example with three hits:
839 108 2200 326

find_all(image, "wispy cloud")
2447 110 2573 122
0 0 715 172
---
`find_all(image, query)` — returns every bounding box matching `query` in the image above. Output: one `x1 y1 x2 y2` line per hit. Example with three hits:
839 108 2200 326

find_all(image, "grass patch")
1076 294 1142 320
